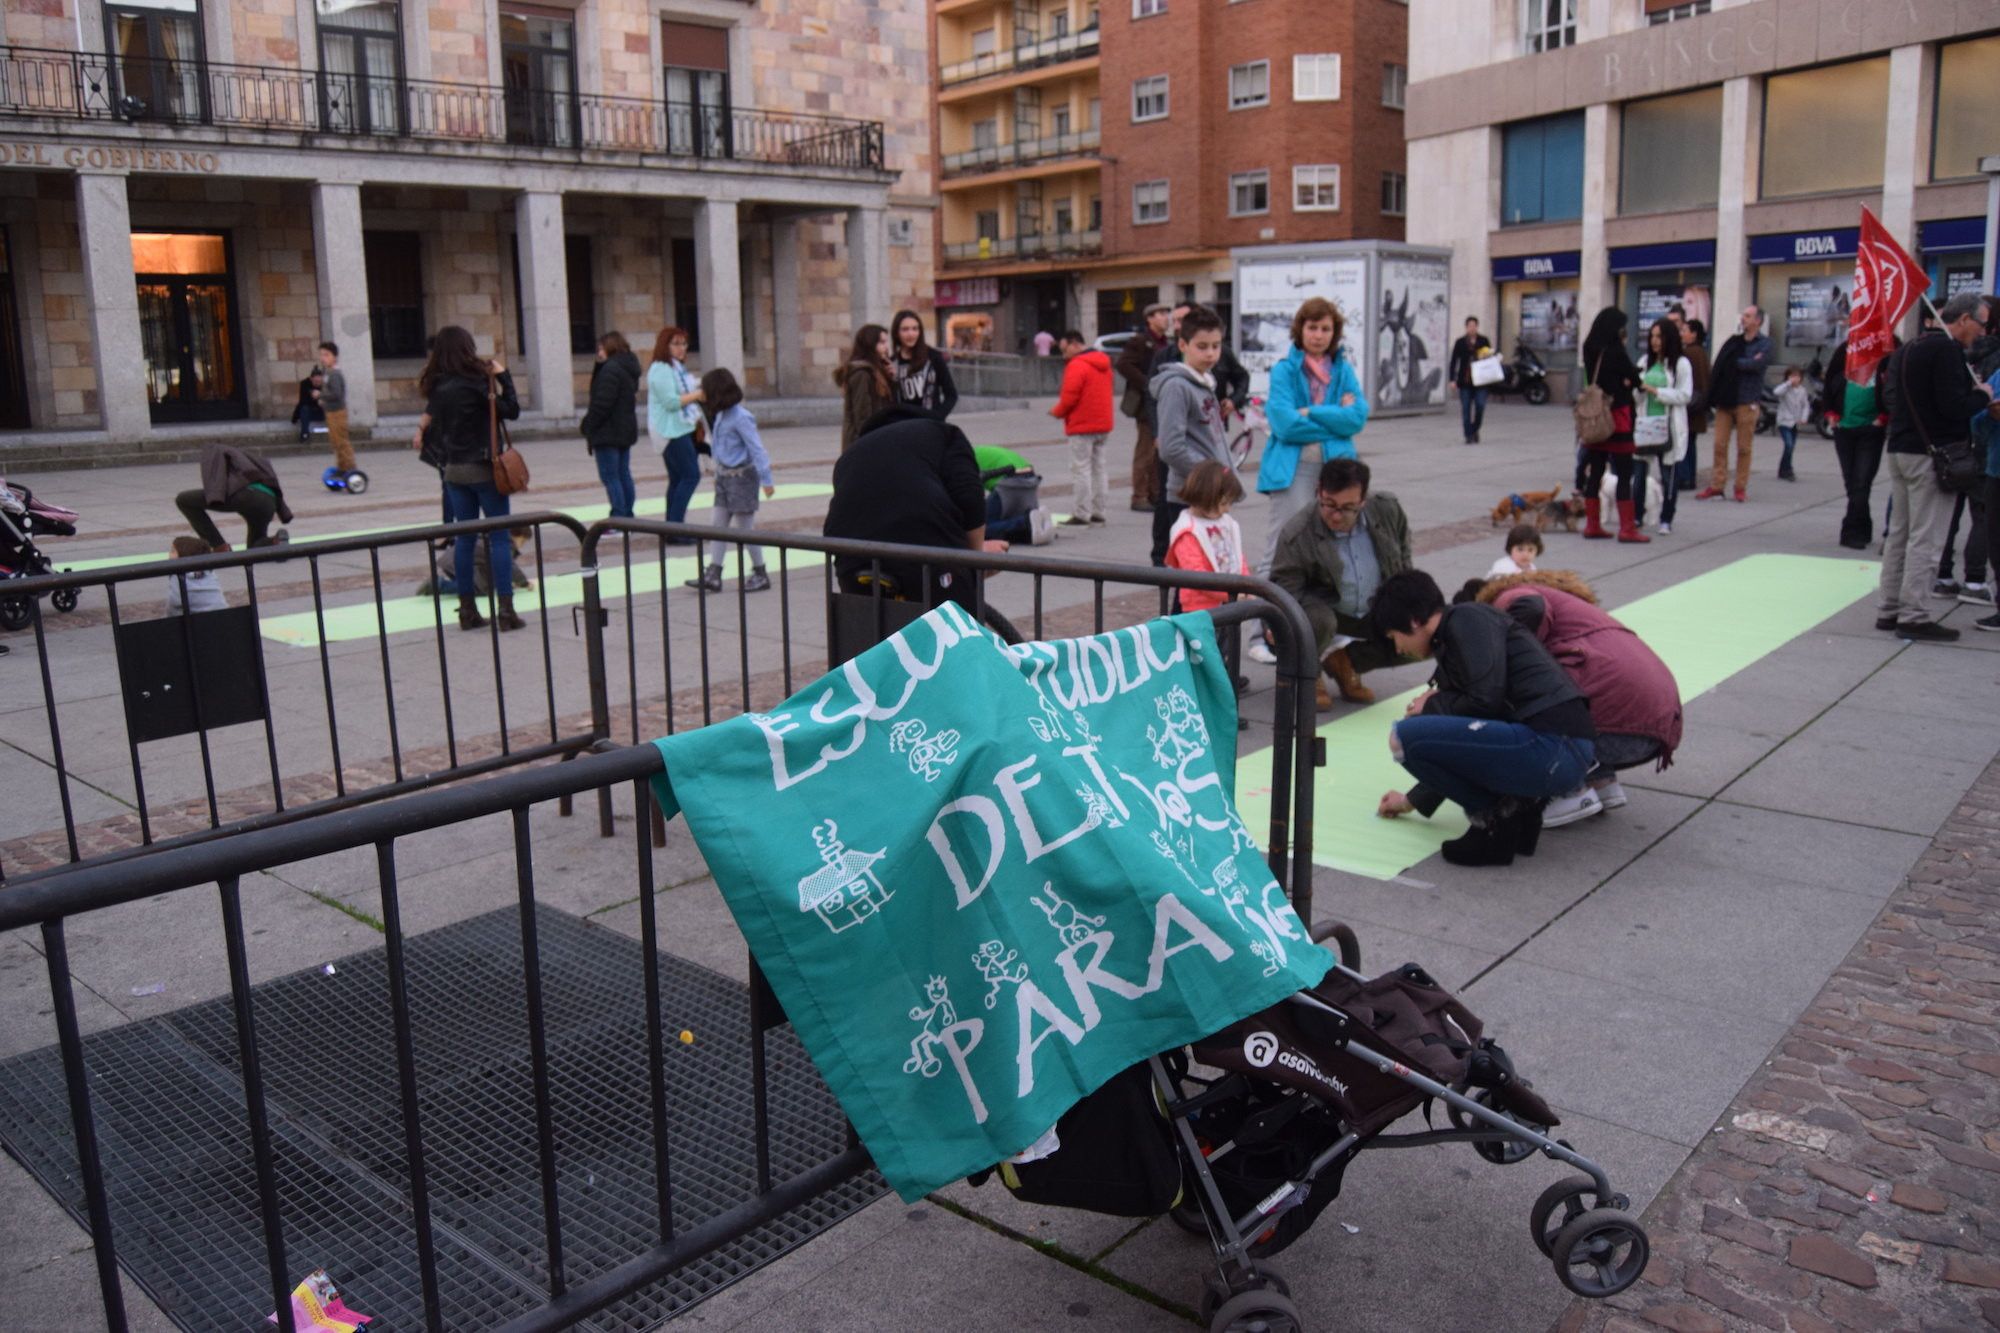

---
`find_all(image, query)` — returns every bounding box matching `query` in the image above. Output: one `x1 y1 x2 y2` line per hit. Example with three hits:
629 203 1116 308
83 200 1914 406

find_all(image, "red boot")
1616 499 1650 543
1582 497 1611 539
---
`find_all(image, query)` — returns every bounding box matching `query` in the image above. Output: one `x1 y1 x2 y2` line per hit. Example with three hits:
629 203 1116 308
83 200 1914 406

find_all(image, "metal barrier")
576 518 1324 925
0 512 597 883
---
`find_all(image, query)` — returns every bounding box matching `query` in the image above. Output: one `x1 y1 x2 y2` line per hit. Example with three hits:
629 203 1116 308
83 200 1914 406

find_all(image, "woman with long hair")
1634 318 1692 535
837 323 894 451
647 326 704 542
580 330 641 517
1255 296 1369 577
413 324 524 630
1578 307 1643 542
889 309 958 420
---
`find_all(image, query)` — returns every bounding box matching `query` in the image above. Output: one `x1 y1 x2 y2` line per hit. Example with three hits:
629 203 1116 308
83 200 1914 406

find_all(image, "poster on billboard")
1234 256 1367 393
1520 291 1579 352
1636 284 1709 335
1786 277 1851 349
1376 255 1451 409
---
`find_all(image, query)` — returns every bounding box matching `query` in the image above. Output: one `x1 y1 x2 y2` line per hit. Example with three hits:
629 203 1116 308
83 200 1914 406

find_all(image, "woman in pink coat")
1457 569 1682 828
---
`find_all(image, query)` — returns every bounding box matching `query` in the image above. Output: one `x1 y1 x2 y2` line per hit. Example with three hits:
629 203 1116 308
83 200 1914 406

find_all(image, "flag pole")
1916 292 1988 387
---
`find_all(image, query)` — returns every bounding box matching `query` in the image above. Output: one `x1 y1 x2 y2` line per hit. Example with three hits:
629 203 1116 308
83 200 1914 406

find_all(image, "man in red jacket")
1052 329 1114 525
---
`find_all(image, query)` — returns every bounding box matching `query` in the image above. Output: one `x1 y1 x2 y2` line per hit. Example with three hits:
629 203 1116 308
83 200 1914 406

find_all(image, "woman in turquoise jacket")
1255 296 1370 578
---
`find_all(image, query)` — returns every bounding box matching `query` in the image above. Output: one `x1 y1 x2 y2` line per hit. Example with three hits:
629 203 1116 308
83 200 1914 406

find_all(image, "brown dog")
1538 494 1586 534
1491 485 1564 527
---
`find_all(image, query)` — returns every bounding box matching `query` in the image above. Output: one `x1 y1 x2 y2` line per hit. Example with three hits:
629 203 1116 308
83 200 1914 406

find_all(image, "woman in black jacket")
580 330 641 517
890 309 959 420
1578 307 1643 541
413 324 523 630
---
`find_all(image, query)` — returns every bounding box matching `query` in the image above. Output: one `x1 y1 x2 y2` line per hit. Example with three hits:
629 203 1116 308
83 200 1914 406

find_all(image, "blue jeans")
1393 715 1595 817
985 491 1031 543
662 432 700 524
1458 386 1487 440
594 445 636 517
443 480 511 599
1778 426 1798 476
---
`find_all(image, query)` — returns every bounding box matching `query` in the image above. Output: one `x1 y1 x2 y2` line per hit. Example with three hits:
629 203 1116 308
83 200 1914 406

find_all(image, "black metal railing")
0 45 885 169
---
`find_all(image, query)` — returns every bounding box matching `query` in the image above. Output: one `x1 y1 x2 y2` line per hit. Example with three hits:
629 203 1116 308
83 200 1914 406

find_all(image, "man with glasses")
1270 457 1412 709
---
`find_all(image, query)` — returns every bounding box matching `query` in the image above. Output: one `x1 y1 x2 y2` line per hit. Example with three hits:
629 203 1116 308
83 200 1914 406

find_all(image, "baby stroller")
983 925 1649 1332
0 480 82 631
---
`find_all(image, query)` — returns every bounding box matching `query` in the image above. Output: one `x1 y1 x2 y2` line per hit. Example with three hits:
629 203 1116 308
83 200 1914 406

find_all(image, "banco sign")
1793 235 1840 259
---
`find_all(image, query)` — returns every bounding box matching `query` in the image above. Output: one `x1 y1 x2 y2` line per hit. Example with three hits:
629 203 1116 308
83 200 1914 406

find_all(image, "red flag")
1844 206 1930 386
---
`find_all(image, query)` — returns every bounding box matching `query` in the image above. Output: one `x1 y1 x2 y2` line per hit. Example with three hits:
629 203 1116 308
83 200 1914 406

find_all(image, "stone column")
845 205 890 331
310 181 377 427
1879 44 1929 251
770 215 804 397
693 197 742 370
1712 76 1758 340
514 190 573 417
74 172 150 438
1578 102 1618 317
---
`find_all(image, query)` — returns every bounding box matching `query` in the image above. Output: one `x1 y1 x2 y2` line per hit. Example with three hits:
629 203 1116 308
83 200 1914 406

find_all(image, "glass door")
0 229 27 428
131 232 245 423
105 3 206 124
318 0 403 136
500 5 577 148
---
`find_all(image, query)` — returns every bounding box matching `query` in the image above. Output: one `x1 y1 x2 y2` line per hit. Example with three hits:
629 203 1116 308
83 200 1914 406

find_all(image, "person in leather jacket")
1370 570 1597 867
412 324 523 631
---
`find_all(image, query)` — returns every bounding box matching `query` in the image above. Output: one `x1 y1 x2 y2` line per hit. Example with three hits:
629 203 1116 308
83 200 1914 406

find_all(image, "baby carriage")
981 924 1649 1332
0 480 82 631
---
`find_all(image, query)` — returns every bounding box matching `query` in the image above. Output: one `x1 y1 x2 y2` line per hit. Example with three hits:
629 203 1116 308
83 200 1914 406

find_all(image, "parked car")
1094 331 1137 356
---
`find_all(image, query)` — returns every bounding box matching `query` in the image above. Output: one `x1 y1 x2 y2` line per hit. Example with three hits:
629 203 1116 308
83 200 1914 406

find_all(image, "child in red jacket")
1166 460 1251 718
1050 330 1114 524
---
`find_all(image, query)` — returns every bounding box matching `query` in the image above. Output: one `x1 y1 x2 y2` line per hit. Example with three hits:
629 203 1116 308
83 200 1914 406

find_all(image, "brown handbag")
488 370 530 496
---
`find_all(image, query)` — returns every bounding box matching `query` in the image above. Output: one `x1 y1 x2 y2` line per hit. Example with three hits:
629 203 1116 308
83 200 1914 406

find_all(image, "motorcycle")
1485 344 1552 406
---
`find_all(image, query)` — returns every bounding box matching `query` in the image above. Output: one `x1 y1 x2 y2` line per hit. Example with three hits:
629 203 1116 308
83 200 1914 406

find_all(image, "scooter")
1489 344 1552 405
322 465 370 495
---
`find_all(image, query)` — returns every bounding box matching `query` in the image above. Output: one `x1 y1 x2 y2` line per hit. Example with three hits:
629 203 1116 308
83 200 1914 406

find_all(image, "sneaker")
1245 637 1278 665
1778 471 1797 482
1957 583 1991 605
1540 787 1604 828
1656 522 1671 535
1059 515 1091 527
1897 620 1960 643
1933 578 1963 598
1088 515 1107 525
1595 780 1628 810
1976 613 2000 632
743 569 772 593
1029 507 1056 546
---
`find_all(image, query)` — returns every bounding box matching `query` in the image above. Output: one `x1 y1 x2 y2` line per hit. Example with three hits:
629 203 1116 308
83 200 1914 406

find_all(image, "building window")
500 4 578 148
970 27 996 56
1052 10 1069 36
1934 36 2000 181
104 2 207 124
1229 170 1270 216
1089 194 1102 229
1229 61 1270 110
1501 111 1584 225
317 1 402 136
1761 56 1889 199
975 210 1001 240
1381 171 1407 216
663 20 731 158
1054 201 1074 234
1293 54 1340 102
669 237 700 351
1052 105 1071 136
1133 179 1169 225
363 230 424 359
1133 0 1166 17
1619 86 1721 215
1132 74 1168 122
1381 63 1406 109
972 118 999 149
1645 0 1710 22
1521 0 1575 53
565 234 594 355
1292 164 1340 212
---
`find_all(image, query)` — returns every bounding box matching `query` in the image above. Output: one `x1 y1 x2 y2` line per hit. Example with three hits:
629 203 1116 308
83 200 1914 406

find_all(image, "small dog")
1492 485 1564 527
1540 494 1587 533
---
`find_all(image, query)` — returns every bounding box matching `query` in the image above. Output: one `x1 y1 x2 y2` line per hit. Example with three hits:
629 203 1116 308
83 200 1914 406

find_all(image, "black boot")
1441 819 1516 867
1504 799 1549 857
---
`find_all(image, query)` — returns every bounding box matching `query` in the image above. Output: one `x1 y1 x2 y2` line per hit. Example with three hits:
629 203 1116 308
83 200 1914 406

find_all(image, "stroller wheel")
1529 1175 1603 1258
1449 1088 1543 1165
1208 1286 1303 1333
0 596 30 632
51 587 79 614
1550 1208 1649 1298
1201 1267 1290 1324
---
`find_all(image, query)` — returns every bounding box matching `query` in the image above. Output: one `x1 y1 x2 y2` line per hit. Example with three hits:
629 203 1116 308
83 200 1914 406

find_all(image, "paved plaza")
3 398 1998 1331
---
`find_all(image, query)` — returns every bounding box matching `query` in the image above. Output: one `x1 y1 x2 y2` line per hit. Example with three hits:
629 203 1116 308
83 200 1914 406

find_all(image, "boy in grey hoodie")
1149 305 1230 565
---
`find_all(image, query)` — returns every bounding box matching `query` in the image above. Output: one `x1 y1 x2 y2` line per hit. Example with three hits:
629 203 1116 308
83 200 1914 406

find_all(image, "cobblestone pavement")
1558 755 2000 1333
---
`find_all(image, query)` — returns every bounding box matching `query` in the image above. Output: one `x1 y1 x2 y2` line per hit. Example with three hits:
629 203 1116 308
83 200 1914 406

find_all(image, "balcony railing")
939 25 1097 86
0 45 885 170
942 229 1101 263
942 128 1099 176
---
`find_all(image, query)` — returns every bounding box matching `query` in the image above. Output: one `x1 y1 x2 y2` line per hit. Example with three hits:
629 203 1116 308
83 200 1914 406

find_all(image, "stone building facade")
0 0 936 440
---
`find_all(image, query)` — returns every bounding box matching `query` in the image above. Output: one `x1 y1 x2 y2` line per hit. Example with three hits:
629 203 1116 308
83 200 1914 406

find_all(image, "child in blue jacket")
686 368 776 594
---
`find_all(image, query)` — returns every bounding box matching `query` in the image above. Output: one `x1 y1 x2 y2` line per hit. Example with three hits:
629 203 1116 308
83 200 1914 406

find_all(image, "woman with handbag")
1577 308 1644 542
647 326 705 543
412 325 524 630
1633 319 1693 535
580 331 641 517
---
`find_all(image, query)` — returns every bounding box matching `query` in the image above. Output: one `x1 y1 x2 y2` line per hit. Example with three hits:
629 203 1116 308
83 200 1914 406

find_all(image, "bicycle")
1222 396 1267 472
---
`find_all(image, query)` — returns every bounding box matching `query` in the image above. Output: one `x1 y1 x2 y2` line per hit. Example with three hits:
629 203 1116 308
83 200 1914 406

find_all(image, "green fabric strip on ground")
1233 554 1883 881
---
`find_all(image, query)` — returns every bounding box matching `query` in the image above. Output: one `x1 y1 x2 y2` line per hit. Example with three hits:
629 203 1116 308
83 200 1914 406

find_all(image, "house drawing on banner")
797 819 893 933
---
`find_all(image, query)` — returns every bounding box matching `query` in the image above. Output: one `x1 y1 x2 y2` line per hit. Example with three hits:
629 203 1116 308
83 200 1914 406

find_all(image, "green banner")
651 604 1331 1201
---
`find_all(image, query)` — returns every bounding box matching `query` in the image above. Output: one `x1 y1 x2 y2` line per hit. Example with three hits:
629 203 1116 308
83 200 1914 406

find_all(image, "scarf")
1302 354 1333 406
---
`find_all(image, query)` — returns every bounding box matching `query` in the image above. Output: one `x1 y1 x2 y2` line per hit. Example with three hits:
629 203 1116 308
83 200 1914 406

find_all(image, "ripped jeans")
1392 715 1595 817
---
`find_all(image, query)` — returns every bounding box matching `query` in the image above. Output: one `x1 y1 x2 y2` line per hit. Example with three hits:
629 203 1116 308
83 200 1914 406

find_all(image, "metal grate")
0 906 886 1331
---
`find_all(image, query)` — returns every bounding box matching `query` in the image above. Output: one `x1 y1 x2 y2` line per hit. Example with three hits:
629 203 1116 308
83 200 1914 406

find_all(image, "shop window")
1229 61 1270 111
1521 0 1574 53
105 2 206 124
1381 171 1406 217
1381 63 1406 110
1293 164 1340 212
1761 57 1889 199
1228 170 1269 217
363 231 425 359
1293 54 1340 102
1619 86 1721 215
1133 180 1169 225
317 1 402 136
500 4 577 149
1501 111 1584 226
1132 75 1168 122
664 20 731 158
1096 285 1158 336
1934 36 2000 182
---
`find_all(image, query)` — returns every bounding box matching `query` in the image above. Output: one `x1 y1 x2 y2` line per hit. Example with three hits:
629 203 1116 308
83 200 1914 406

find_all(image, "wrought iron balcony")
941 128 1099 177
942 229 1101 263
939 25 1098 86
0 45 885 171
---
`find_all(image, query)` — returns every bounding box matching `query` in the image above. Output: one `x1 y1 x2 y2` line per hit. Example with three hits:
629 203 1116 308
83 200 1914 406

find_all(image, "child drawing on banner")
888 718 960 782
1029 882 1106 949
1148 686 1210 771
971 940 1029 1010
904 976 958 1076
